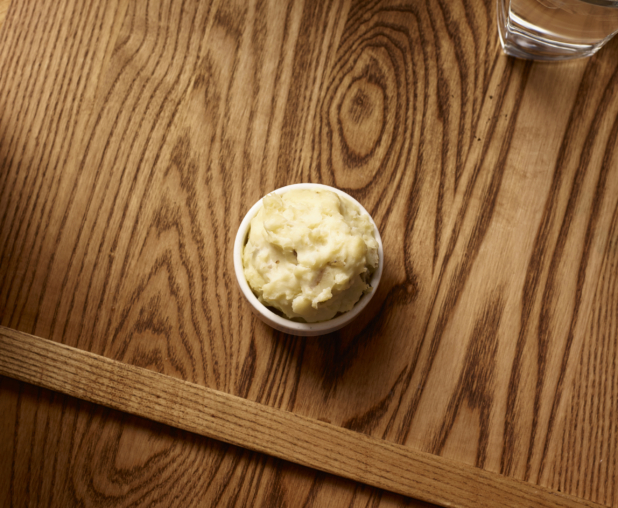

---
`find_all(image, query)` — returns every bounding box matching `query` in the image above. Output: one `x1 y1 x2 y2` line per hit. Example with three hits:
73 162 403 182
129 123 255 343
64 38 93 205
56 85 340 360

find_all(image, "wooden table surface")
1 0 617 507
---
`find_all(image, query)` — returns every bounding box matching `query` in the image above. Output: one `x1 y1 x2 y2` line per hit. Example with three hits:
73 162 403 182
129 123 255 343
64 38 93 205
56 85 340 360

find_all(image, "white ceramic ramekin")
233 183 383 336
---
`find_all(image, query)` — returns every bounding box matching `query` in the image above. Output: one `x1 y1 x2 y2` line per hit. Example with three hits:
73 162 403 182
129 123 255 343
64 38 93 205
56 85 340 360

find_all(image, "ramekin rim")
233 183 383 334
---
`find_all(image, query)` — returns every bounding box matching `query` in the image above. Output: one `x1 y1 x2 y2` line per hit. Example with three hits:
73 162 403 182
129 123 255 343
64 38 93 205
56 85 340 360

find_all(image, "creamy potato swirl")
242 189 378 323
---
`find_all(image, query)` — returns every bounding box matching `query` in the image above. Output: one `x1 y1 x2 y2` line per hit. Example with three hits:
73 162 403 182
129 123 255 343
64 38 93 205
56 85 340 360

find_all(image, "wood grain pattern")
548 199 618 506
1 0 618 506
0 326 606 508
0 0 11 33
0 375 426 508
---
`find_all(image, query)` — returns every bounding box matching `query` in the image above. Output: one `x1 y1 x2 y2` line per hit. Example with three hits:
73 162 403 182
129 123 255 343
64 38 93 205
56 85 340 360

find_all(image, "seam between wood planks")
0 325 604 508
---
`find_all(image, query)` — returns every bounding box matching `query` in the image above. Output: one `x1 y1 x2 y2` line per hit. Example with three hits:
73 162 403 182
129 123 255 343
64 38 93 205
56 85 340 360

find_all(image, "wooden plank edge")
0 326 603 508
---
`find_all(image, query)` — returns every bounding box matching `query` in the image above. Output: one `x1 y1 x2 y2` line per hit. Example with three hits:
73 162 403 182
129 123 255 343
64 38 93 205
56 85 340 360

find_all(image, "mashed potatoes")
242 188 379 323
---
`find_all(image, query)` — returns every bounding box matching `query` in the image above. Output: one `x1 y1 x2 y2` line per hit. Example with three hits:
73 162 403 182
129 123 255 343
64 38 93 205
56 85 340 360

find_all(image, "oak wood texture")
0 326 605 508
550 208 618 506
1 0 618 506
0 0 10 33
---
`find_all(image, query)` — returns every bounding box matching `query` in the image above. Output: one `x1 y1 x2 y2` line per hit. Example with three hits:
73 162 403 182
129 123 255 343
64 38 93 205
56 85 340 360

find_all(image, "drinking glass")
497 0 618 60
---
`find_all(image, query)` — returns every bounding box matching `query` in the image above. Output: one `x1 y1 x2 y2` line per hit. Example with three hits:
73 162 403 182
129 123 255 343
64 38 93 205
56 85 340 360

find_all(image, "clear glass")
498 0 618 60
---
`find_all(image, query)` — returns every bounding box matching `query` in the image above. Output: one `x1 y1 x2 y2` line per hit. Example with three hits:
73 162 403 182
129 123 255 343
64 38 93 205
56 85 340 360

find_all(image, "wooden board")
1 0 618 506
0 326 605 508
